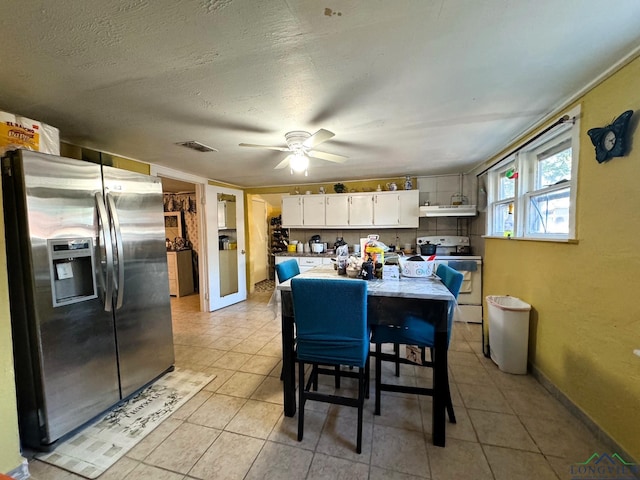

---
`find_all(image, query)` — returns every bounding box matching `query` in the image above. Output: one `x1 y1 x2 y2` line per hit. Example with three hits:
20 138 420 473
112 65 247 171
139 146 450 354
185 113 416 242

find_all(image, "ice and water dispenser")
47 238 97 307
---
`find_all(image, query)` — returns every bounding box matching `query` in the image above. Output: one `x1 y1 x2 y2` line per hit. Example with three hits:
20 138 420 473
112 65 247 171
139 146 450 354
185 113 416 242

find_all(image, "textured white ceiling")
1 1 639 187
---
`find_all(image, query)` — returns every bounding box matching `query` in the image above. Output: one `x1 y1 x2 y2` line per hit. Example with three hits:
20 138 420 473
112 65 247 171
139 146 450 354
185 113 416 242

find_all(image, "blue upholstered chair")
275 259 301 380
371 263 463 422
291 277 370 454
275 258 300 283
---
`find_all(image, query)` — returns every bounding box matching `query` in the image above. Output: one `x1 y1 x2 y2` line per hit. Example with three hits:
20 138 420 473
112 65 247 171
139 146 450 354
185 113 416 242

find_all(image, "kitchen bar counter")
277 265 454 447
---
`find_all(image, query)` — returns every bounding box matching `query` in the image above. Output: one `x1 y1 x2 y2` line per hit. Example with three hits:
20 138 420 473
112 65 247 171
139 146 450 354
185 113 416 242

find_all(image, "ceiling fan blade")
274 155 293 169
307 150 348 163
239 143 290 152
302 129 335 149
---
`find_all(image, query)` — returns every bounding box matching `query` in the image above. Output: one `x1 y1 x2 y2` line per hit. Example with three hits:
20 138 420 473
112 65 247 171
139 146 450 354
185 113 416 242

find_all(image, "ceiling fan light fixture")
289 152 309 174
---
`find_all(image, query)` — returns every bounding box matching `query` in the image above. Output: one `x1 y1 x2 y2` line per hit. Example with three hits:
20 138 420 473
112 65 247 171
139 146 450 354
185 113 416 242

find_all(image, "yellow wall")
244 177 414 196
483 55 640 459
0 184 24 473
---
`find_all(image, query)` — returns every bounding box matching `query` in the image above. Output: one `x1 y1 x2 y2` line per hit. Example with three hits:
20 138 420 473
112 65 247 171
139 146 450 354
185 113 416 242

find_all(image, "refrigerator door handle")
106 192 125 310
95 193 114 312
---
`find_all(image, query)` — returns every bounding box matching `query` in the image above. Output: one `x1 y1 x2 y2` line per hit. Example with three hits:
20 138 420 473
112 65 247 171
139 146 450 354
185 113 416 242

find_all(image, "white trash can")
486 295 531 374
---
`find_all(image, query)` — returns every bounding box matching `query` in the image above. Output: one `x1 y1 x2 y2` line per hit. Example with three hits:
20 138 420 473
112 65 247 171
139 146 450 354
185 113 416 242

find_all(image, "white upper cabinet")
325 195 349 226
281 190 418 228
398 190 419 227
373 193 399 225
348 194 373 226
282 196 303 227
218 201 237 229
302 195 325 226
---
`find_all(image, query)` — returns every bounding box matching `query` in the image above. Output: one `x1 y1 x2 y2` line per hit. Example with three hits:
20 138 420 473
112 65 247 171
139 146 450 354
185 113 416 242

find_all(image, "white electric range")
416 236 482 323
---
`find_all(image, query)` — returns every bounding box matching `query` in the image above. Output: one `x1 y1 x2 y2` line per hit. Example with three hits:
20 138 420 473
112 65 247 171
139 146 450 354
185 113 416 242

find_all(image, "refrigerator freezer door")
102 166 174 398
4 151 120 447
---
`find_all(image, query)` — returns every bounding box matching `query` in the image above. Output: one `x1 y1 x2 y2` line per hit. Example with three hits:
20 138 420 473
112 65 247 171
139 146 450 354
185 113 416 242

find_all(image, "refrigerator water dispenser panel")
48 238 97 307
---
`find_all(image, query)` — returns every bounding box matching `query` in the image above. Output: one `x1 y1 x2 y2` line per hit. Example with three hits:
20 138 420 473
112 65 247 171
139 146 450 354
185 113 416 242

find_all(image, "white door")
206 185 247 311
251 198 268 284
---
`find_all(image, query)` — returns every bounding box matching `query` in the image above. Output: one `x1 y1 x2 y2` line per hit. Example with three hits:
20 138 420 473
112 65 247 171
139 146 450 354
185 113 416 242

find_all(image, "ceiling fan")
239 129 347 175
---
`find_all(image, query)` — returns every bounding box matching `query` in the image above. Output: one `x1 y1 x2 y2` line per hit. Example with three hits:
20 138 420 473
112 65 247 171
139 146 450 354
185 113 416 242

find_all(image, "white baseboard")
6 458 29 480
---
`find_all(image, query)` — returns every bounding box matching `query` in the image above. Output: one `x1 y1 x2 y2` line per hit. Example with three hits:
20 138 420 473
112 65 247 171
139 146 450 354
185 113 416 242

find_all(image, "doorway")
160 177 201 314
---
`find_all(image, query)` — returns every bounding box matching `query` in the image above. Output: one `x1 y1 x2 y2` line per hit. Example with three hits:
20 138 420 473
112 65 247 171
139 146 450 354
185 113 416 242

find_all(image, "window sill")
483 235 578 244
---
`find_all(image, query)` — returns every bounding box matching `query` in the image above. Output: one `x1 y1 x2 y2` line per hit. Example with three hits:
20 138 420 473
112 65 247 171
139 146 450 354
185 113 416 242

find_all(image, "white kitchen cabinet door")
282 196 303 227
373 193 400 225
398 190 419 227
325 195 349 226
348 194 373 226
298 256 322 272
302 195 325 226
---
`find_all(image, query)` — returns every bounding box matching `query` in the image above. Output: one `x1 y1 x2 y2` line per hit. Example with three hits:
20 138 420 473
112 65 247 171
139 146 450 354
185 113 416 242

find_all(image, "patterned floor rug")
36 368 215 479
255 279 275 292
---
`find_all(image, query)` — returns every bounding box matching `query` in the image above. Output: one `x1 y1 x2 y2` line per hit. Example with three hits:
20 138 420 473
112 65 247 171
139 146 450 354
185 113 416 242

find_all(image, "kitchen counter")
274 252 337 258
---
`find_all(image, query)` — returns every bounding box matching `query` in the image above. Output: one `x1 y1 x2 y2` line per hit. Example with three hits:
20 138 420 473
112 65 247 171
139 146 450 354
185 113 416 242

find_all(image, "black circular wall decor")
587 110 634 163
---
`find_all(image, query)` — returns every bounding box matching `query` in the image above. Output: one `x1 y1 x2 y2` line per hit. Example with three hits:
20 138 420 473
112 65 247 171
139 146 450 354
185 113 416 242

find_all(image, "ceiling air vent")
175 141 218 153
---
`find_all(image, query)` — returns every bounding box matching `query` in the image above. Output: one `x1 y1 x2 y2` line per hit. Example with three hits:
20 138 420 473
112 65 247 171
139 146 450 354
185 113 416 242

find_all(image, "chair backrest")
291 278 369 367
436 263 464 299
275 259 300 283
436 263 464 344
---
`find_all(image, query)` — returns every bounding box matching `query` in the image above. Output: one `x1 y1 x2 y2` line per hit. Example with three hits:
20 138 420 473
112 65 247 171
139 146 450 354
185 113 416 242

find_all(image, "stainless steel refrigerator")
2 149 175 450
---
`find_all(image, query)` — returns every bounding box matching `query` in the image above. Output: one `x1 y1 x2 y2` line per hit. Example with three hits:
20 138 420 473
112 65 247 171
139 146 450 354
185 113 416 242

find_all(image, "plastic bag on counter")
335 244 349 274
364 234 389 265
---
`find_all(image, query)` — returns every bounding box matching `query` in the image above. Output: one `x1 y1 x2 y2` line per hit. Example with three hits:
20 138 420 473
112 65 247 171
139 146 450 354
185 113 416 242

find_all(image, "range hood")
419 205 477 217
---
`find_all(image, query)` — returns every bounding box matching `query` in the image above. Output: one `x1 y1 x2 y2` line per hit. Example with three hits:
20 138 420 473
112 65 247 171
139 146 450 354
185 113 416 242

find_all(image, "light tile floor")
28 290 610 479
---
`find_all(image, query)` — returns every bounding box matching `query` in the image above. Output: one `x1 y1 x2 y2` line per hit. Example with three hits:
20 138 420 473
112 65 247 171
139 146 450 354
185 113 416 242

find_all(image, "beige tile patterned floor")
27 290 611 479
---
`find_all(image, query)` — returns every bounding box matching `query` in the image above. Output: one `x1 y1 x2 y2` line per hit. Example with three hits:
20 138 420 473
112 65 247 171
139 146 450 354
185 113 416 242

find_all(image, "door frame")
150 165 209 312
250 196 268 289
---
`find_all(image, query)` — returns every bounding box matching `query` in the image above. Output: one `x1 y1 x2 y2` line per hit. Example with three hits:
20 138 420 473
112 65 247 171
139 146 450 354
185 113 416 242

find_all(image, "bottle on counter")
503 203 514 238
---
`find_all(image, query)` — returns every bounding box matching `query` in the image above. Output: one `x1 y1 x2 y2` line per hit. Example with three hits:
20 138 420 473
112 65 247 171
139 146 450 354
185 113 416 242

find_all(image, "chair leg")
375 343 382 415
393 343 400 376
312 365 318 391
445 369 456 424
335 365 341 389
298 360 305 441
356 366 364 454
364 355 370 399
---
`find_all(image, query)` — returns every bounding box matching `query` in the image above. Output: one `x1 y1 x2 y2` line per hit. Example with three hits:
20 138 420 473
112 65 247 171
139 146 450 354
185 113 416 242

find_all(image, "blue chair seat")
371 263 463 423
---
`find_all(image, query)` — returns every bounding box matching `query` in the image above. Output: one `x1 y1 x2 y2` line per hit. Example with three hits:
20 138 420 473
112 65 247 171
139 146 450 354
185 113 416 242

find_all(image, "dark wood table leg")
281 291 296 417
432 300 447 447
